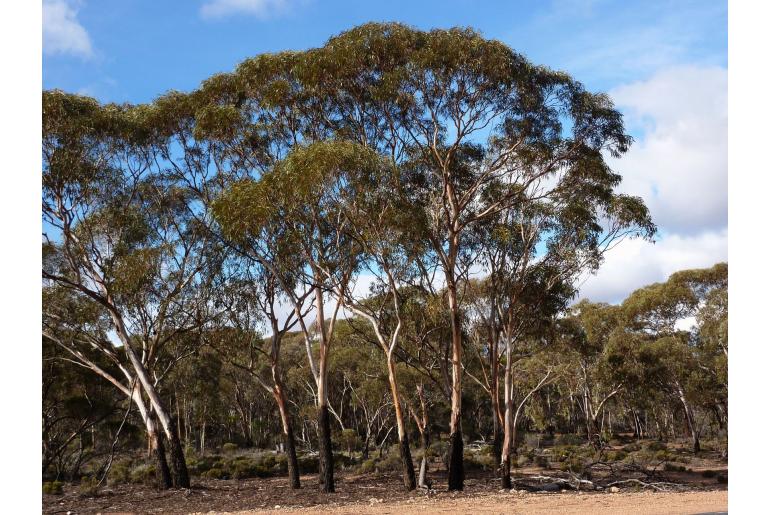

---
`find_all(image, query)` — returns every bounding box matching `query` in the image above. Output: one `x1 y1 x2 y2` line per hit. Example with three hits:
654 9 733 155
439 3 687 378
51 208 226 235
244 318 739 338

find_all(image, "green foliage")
78 476 100 497
42 481 64 495
222 443 239 454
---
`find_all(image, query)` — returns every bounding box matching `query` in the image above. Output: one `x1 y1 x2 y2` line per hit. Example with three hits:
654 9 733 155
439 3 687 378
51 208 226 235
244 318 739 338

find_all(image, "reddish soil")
43 468 727 515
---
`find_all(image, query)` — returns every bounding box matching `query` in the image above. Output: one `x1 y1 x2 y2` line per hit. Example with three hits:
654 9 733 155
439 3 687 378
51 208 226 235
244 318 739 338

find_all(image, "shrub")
358 457 377 474
524 433 541 449
604 450 628 462
556 434 584 446
297 454 319 474
717 473 727 484
129 464 157 484
222 443 238 454
375 452 402 472
644 440 667 452
623 442 642 452
515 454 531 468
559 456 585 474
664 463 687 472
78 477 100 497
535 454 550 468
426 440 447 459
108 459 132 485
701 469 718 478
42 481 64 495
464 452 495 471
204 467 227 480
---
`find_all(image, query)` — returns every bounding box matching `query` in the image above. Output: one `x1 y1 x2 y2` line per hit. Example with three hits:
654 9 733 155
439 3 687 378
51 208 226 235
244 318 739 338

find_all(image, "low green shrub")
129 464 156 484
663 462 687 472
42 481 64 495
515 454 531 468
297 454 319 474
464 452 495 471
108 459 132 485
78 477 100 497
556 434 584 446
222 443 238 454
604 450 628 462
623 442 642 452
204 467 227 480
644 440 667 452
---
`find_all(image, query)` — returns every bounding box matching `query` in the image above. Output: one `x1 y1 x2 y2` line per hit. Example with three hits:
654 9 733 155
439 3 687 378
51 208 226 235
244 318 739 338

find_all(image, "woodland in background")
42 23 727 498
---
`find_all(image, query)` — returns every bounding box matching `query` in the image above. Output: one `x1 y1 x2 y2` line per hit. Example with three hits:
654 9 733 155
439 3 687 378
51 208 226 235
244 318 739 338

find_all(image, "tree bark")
387 355 416 491
149 420 173 490
274 384 301 489
318 405 335 492
446 282 464 491
418 427 430 488
447 429 464 491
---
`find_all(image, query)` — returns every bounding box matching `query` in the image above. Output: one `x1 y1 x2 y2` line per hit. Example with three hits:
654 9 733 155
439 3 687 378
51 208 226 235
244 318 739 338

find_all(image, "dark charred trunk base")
152 431 173 490
318 406 335 493
693 436 701 454
285 425 301 489
492 427 502 466
399 434 417 491
500 453 511 489
167 420 190 488
447 430 464 491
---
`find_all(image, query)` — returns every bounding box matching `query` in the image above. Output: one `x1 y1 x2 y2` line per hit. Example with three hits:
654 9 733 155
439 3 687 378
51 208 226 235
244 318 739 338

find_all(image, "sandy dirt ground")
222 490 727 515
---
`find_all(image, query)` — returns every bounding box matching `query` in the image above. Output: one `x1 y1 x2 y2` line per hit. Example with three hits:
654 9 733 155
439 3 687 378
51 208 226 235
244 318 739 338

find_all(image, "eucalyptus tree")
42 91 223 488
619 263 728 452
209 265 311 488
558 301 626 450
213 141 369 492
293 23 649 489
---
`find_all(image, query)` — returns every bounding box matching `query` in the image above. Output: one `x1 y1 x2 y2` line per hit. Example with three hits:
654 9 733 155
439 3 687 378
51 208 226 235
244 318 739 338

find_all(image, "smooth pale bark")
676 382 700 453
347 288 416 492
499 336 514 489
108 309 191 487
387 355 416 490
45 332 174 489
446 281 465 491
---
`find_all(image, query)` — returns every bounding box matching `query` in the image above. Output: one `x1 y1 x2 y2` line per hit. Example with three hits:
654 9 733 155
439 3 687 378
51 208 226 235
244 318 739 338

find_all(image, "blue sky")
42 0 728 303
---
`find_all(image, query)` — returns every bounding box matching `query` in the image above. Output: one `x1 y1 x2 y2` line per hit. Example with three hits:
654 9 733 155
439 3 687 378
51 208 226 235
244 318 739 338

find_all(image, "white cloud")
578 229 728 304
610 65 727 235
43 0 93 59
200 0 298 20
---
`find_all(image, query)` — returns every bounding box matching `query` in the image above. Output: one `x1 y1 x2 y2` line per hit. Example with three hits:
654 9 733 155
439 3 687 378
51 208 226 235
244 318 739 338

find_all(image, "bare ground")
43 467 727 515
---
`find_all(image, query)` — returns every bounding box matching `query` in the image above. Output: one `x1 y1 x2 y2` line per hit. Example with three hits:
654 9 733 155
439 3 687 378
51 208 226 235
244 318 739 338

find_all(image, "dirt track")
226 490 727 515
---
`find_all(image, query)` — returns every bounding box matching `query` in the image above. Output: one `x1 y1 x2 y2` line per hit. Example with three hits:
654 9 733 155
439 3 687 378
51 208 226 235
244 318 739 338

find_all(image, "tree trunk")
149 421 173 490
446 283 464 491
285 424 301 489
677 384 700 453
500 335 513 489
447 429 464 491
166 419 190 488
274 385 301 489
387 354 416 491
115 322 190 487
132 386 171 490
418 428 430 488
318 405 334 492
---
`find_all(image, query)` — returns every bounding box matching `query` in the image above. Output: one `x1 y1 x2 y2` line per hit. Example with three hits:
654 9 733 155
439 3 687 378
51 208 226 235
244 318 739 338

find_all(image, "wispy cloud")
43 0 93 59
200 0 303 20
610 65 727 235
510 0 726 83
